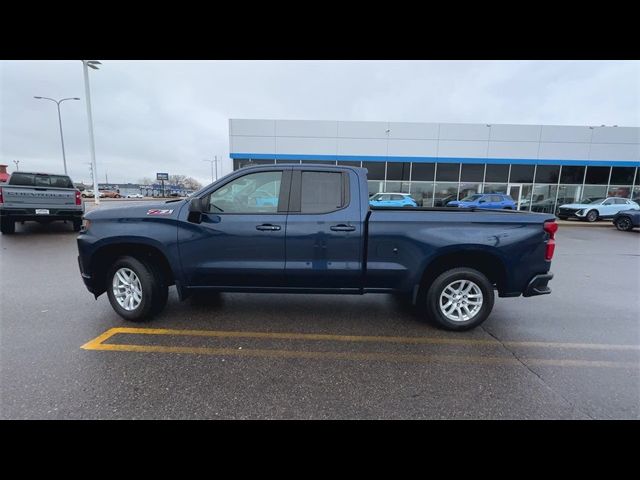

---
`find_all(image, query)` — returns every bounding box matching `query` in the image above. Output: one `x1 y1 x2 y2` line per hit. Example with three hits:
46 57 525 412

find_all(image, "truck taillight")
544 220 558 261
75 190 82 206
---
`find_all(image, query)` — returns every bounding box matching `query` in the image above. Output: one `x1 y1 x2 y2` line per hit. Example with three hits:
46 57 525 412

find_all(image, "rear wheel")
557 215 568 220
585 209 598 222
106 256 168 322
0 217 15 234
423 267 495 331
615 216 633 231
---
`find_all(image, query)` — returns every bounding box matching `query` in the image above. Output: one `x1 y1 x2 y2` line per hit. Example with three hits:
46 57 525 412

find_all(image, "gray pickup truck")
0 172 84 234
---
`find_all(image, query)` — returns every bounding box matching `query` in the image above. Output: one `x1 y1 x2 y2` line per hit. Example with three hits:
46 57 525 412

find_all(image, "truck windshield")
9 173 73 188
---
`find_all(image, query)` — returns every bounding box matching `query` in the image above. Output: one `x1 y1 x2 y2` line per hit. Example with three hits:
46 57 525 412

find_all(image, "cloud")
1 60 638 185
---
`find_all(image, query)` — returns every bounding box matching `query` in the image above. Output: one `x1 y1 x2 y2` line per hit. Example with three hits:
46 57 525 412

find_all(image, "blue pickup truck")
77 164 557 331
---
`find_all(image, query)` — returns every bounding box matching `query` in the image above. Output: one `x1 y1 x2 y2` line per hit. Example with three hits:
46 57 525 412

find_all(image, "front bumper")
523 273 553 297
557 208 585 219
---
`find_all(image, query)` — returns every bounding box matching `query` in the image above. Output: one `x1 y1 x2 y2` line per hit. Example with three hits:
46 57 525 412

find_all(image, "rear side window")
614 198 628 204
9 173 73 188
391 194 404 201
491 195 503 202
301 171 343 213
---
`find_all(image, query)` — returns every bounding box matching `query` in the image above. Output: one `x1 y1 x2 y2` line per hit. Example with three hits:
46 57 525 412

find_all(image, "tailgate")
2 186 77 206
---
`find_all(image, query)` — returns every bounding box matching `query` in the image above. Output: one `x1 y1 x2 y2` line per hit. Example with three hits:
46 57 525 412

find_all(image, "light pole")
13 160 20 171
82 60 101 205
203 156 218 183
33 96 80 175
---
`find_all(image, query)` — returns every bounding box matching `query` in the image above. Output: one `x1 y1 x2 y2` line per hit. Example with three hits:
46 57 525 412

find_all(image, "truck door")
284 169 363 289
178 168 290 287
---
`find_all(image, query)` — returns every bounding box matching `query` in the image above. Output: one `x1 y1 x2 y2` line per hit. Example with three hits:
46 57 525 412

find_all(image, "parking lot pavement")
1 219 638 419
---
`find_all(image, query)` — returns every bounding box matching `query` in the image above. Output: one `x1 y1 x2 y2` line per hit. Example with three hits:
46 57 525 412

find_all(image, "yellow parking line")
82 327 640 351
79 327 640 369
82 341 640 369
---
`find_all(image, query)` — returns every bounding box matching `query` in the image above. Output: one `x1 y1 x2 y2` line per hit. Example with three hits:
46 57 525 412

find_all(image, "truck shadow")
10 222 78 235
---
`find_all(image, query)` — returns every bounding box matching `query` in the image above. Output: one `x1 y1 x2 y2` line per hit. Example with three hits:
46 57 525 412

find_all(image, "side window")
392 194 404 201
614 198 627 204
301 171 343 213
208 171 282 213
491 195 502 202
603 199 614 205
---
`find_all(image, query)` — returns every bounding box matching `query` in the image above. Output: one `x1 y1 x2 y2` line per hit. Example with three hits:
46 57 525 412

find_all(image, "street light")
13 160 20 171
203 156 218 183
82 60 101 205
33 96 80 175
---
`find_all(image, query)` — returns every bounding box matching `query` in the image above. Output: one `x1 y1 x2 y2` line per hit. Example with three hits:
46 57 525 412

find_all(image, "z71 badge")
147 209 174 216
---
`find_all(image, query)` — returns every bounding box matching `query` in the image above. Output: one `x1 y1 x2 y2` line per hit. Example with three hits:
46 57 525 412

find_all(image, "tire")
0 217 15 234
106 256 168 322
615 216 633 232
72 219 82 232
585 209 598 222
557 216 568 220
423 267 495 331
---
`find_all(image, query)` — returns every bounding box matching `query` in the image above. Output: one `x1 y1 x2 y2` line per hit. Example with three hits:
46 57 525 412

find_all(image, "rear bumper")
523 272 553 297
1 208 83 222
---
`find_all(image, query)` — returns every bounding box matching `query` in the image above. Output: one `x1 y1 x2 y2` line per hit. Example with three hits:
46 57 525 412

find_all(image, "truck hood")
84 199 187 220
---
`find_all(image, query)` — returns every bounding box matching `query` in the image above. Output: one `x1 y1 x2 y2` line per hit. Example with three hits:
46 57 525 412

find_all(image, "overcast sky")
1 60 639 186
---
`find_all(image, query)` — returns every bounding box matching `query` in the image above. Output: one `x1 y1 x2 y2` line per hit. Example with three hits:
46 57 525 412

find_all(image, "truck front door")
178 169 290 287
284 169 363 289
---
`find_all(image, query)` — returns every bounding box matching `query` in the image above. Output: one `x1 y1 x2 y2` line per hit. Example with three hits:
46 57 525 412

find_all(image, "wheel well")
419 251 507 296
90 243 174 296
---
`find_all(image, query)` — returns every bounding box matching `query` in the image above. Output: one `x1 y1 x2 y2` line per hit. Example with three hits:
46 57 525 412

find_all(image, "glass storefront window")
384 181 410 193
515 184 533 210
458 183 482 200
409 182 434 207
436 164 460 182
483 183 508 194
607 186 633 199
460 164 484 182
535 165 560 184
337 160 362 167
363 162 386 180
276 159 300 164
485 164 509 182
560 166 585 184
434 182 459 206
633 186 640 204
585 166 610 185
580 185 607 203
303 160 336 165
386 162 411 181
609 167 635 185
509 165 535 183
411 163 435 181
557 185 582 207
530 185 558 213
368 180 384 197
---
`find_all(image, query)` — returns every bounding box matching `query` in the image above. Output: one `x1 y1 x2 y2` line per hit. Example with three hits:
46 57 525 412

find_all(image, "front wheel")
615 216 633 231
585 209 598 222
106 256 168 322
424 267 495 331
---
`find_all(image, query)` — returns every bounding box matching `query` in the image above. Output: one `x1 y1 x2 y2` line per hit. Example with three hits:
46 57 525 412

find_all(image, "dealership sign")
156 172 169 181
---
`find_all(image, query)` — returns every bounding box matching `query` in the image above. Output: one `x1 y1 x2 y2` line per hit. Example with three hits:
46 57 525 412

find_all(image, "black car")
613 209 640 232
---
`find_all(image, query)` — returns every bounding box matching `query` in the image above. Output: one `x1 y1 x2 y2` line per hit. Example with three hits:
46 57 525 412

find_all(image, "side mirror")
188 197 205 223
478 199 486 203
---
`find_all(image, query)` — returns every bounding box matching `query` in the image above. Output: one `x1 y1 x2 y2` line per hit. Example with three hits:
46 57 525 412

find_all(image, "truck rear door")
284 168 363 289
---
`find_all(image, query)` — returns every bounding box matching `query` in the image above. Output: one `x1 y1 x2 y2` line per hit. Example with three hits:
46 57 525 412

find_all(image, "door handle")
330 224 356 232
256 224 281 231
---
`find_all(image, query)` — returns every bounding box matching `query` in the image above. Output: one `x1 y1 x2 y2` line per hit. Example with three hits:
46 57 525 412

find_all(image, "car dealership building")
229 119 640 212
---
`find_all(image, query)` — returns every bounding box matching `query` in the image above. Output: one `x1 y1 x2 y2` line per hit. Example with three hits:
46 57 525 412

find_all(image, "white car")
126 193 144 198
557 197 640 222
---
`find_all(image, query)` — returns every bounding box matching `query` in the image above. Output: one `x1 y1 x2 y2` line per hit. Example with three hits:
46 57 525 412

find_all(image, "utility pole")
13 160 20 171
82 60 101 205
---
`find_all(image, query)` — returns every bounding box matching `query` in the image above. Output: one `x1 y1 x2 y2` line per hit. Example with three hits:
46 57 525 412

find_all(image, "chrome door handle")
330 224 356 232
256 224 281 231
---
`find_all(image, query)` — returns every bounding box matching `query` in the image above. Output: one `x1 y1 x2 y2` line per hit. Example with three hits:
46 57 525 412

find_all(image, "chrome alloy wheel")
439 279 483 322
112 267 143 311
